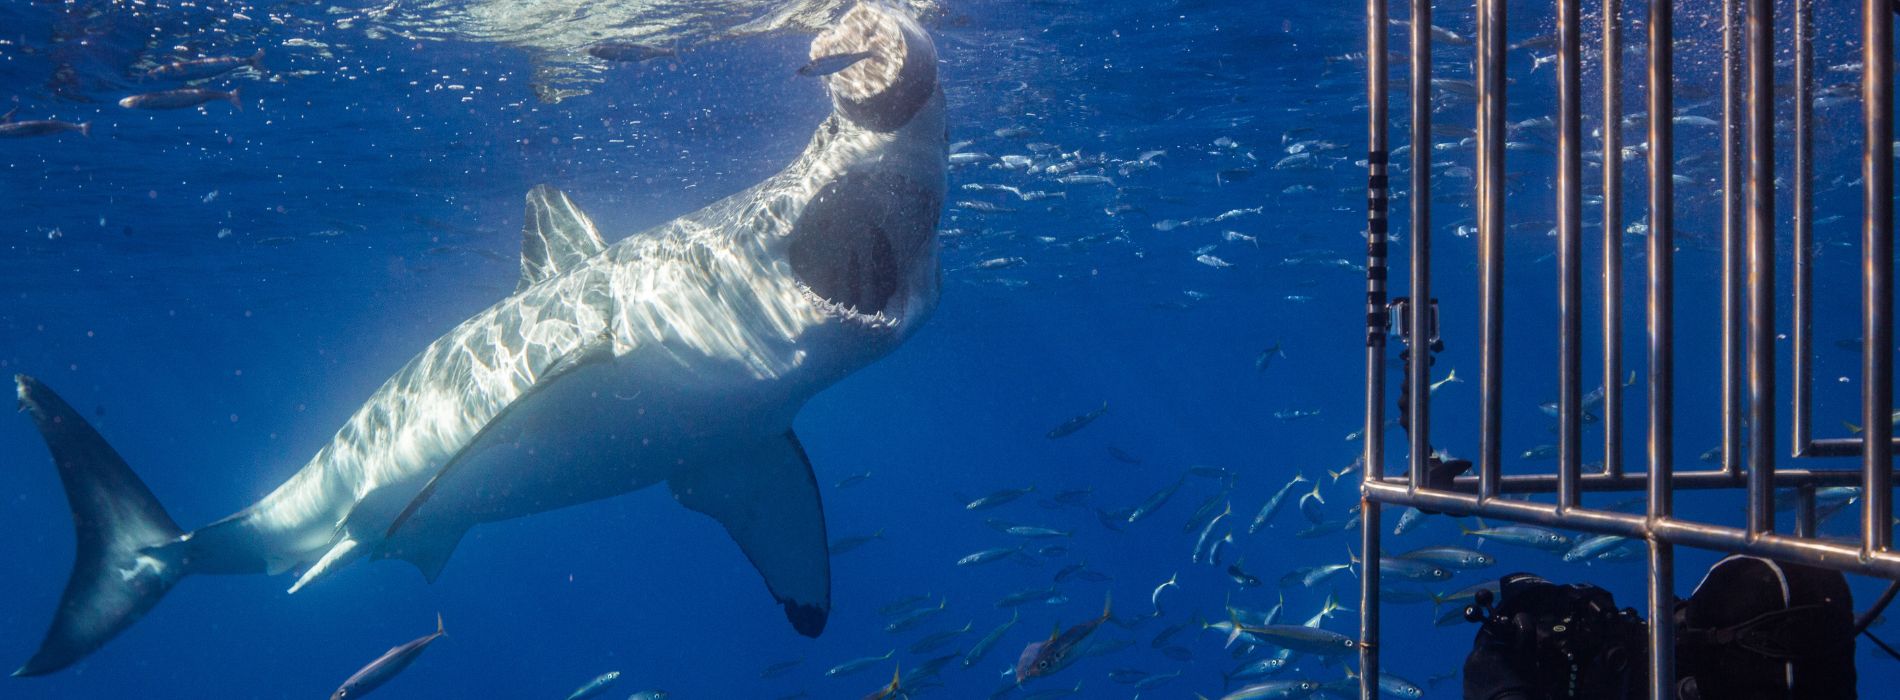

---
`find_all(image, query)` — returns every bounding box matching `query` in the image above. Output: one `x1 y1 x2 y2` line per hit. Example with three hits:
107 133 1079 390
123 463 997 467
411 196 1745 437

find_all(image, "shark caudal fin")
12 375 188 676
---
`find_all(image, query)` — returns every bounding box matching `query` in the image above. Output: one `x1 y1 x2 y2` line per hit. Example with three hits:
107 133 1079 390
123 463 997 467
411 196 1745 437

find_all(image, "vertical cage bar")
1407 0 1432 493
1476 0 1504 500
1602 0 1624 478
1744 0 1775 537
1648 534 1676 700
1791 0 1814 455
1646 0 1677 695
1721 0 1744 480
1795 485 1817 538
1358 0 1389 694
1863 0 1894 556
1557 0 1582 510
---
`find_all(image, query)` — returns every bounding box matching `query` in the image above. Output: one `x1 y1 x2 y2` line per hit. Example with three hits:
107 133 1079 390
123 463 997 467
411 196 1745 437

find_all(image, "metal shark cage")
1356 0 1898 698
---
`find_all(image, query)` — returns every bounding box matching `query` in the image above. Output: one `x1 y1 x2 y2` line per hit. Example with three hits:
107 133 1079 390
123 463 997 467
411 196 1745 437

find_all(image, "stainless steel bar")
1358 493 1383 700
1744 0 1775 538
1364 481 1900 579
1795 485 1817 538
1802 437 1900 458
1648 0 1675 515
1359 0 1389 694
1556 0 1582 511
1602 0 1625 479
1476 0 1505 501
1863 0 1894 557
1721 0 1744 481
1376 466 1886 493
1791 0 1815 456
1407 0 1432 496
1647 0 1676 693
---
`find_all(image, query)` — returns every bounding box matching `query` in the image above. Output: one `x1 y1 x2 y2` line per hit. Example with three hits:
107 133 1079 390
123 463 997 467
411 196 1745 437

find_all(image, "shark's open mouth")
791 221 902 328
787 171 937 330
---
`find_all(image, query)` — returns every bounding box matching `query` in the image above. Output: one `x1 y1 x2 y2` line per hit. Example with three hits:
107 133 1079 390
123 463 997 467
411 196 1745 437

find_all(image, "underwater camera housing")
1461 560 1859 700
1462 573 1648 700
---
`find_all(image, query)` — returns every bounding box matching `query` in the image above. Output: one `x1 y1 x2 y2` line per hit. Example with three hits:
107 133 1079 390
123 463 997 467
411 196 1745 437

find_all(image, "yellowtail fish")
329 615 445 700
1014 593 1112 683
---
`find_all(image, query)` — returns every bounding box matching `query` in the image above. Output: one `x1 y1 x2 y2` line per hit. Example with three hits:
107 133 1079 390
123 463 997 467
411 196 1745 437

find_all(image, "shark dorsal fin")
518 185 606 293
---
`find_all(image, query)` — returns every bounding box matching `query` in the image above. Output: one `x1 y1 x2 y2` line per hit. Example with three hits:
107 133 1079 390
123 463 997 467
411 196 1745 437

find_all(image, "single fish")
146 49 264 80
759 659 803 678
1394 544 1494 570
1226 623 1355 656
1185 486 1235 534
878 593 933 617
967 486 1035 510
562 670 620 700
1106 446 1143 464
825 649 895 677
860 665 904 700
908 621 973 653
1014 593 1113 683
1250 472 1308 533
1255 343 1287 372
118 87 240 110
1151 572 1179 617
884 598 948 633
997 586 1062 608
1461 519 1572 552
834 471 872 489
1005 525 1071 538
328 614 446 700
958 546 1021 567
1379 556 1452 582
829 529 885 556
1223 657 1290 687
962 609 1019 668
1227 560 1263 588
1191 502 1234 564
1046 402 1108 439
1298 556 1356 589
1219 679 1323 700
1432 579 1502 609
1429 368 1461 394
1391 506 1428 535
0 119 88 138
1128 475 1187 523
586 41 676 63
1563 533 1634 562
799 50 877 77
1135 670 1182 690
0 109 90 138
1298 482 1327 524
627 692 668 700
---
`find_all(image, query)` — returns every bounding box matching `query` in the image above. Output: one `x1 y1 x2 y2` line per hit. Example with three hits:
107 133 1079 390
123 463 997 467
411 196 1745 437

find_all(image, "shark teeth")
797 283 899 330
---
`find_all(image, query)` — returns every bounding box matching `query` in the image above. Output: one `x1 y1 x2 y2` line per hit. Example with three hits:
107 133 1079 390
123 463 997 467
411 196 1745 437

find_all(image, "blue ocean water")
1 0 1896 698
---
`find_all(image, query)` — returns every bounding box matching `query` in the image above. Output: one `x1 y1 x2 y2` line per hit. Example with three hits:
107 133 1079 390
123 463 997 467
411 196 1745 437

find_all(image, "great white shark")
11 2 944 677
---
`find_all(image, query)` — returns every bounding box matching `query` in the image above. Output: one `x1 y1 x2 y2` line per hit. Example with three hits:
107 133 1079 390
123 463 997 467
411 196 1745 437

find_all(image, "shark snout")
811 3 938 133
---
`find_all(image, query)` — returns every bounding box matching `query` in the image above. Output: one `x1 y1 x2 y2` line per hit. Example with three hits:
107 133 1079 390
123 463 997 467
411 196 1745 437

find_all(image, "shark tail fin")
12 374 189 677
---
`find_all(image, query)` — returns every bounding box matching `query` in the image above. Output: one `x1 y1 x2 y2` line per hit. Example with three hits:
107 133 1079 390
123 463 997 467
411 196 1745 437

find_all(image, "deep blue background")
2 0 1897 698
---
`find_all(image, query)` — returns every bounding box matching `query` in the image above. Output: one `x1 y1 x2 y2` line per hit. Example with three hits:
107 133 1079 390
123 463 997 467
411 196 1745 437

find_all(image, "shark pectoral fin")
669 430 831 637
380 525 467 584
518 184 607 293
